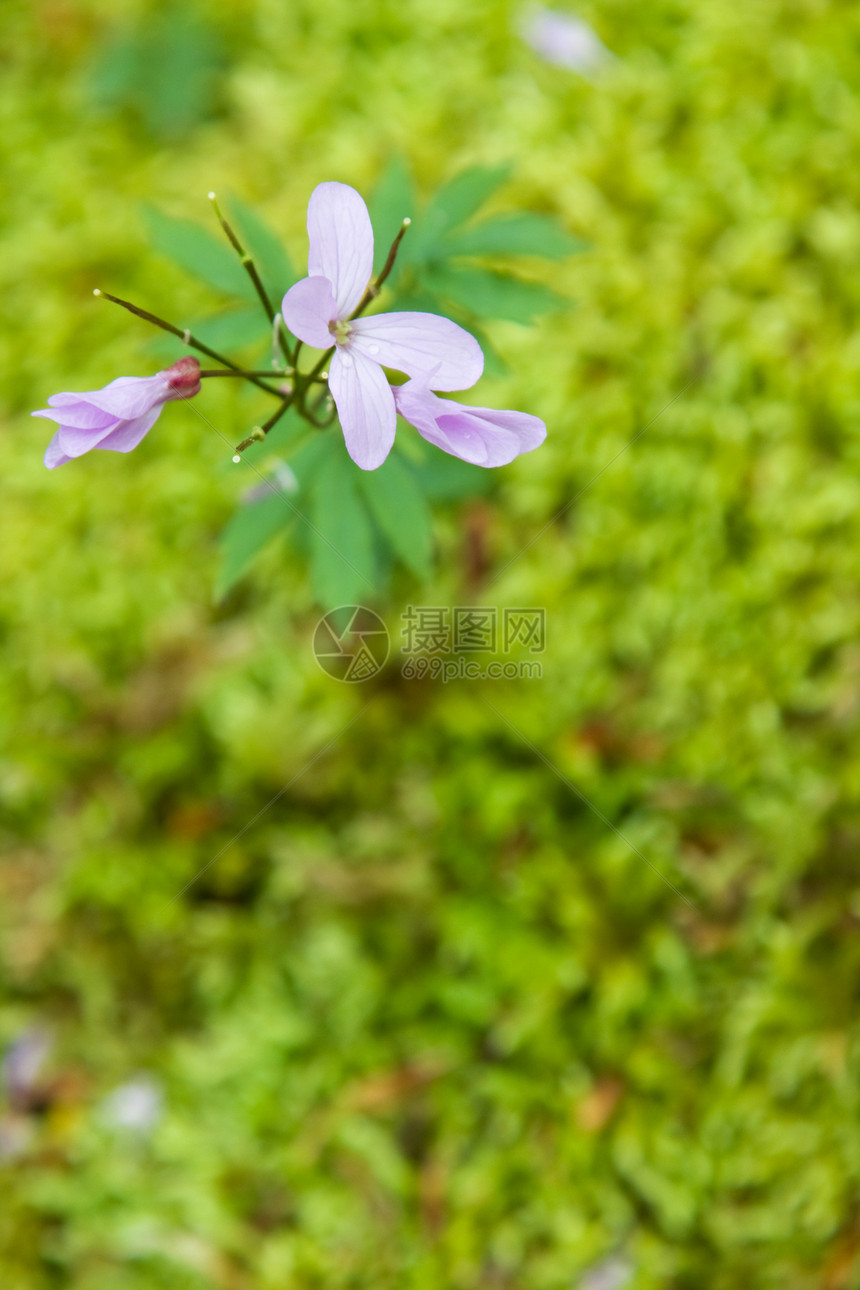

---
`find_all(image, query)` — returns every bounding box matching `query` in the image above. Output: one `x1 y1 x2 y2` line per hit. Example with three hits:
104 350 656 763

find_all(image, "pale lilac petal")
436 412 524 466
329 348 396 470
88 405 163 454
350 313 484 391
307 182 374 319
393 381 546 467
31 402 116 431
53 420 121 458
468 406 547 454
54 375 167 420
282 275 339 349
37 364 199 470
44 433 73 469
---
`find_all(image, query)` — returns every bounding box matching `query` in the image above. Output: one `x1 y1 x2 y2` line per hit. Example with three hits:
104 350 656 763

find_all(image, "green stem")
352 217 411 319
200 369 285 378
94 290 282 399
209 192 276 323
234 397 293 453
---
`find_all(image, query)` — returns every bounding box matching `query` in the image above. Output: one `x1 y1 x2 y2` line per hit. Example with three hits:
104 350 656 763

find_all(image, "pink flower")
393 378 546 467
282 182 484 470
33 357 201 469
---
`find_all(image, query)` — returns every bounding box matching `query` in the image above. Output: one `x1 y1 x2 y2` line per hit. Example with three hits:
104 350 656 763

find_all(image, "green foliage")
309 443 377 605
145 207 253 299
133 152 578 600
373 155 579 372
215 491 293 601
88 11 227 139
359 452 433 581
225 194 295 304
5 0 860 1286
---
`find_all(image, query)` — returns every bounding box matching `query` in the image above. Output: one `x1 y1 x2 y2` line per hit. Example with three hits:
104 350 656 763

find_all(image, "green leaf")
426 164 512 233
424 266 563 322
140 14 224 139
444 213 586 261
88 13 225 140
241 405 306 466
226 194 295 303
215 493 292 600
190 307 271 351
289 431 339 488
144 207 251 298
359 453 433 580
407 164 511 264
369 158 416 276
406 448 494 501
309 450 377 606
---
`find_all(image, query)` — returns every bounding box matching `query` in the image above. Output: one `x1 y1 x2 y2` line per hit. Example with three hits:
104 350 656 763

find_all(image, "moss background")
3 0 860 1285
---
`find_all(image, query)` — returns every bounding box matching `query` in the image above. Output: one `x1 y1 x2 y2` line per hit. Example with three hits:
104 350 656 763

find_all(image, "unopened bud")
164 356 202 397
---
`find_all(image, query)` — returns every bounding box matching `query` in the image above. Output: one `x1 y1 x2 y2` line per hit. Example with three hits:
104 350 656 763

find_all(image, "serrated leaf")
226 194 295 303
144 207 251 298
310 450 377 606
215 493 291 599
369 158 416 277
425 266 563 322
359 453 433 580
445 213 586 261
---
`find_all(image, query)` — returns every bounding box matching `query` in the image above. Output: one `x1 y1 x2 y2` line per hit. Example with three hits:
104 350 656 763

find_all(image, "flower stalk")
94 290 282 399
208 192 276 323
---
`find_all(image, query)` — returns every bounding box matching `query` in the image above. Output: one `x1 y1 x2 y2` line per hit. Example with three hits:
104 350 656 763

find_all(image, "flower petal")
329 348 396 470
281 275 339 349
468 406 547 455
90 405 163 454
393 384 489 464
31 402 116 431
44 432 73 469
393 381 546 467
436 412 522 466
350 313 483 390
55 405 162 459
307 182 374 319
52 375 167 420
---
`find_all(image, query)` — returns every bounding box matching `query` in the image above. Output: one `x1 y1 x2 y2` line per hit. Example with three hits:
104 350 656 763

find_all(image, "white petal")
281 276 338 349
350 313 483 390
307 182 374 319
329 348 396 470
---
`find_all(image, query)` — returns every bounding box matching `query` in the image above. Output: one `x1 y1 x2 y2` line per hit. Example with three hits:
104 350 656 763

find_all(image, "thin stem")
94 290 282 399
234 397 292 453
305 350 334 384
200 369 285 378
352 217 411 319
209 192 276 322
274 313 294 368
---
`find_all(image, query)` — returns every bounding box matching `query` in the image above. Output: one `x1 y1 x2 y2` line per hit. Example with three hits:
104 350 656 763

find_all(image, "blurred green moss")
3 0 860 1286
